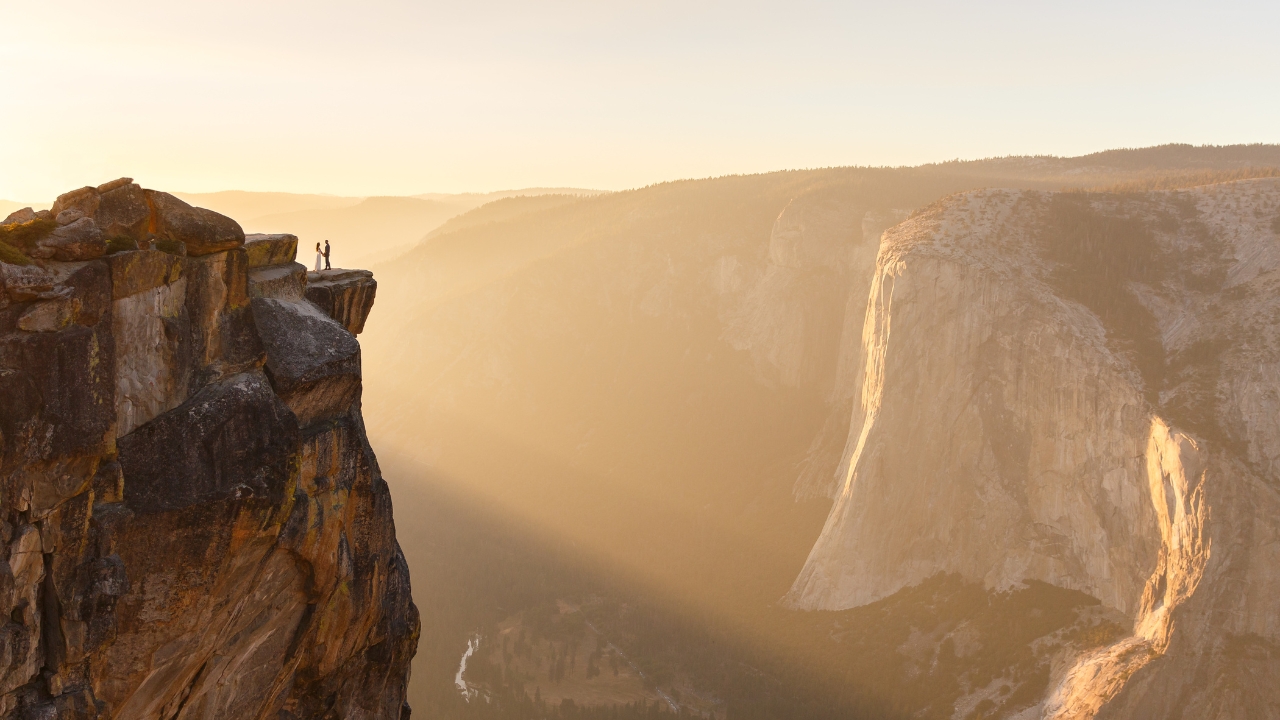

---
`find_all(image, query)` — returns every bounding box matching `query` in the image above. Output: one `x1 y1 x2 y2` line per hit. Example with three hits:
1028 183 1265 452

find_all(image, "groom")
323 240 331 270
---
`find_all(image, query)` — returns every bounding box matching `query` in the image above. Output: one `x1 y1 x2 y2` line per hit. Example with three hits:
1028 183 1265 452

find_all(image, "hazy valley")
348 145 1280 718
172 189 603 269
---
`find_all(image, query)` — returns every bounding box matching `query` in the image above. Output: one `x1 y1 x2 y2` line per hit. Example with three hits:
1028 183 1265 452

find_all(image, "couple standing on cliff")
314 240 331 272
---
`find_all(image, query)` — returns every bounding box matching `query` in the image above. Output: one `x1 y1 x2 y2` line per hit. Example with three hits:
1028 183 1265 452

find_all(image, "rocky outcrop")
0 182 418 718
143 191 245 257
246 236 308 303
788 180 1280 718
245 234 299 270
253 298 362 429
305 270 377 336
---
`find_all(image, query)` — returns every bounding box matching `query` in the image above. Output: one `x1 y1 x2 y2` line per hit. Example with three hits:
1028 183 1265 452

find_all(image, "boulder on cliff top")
55 207 86 225
43 180 250 256
9 180 260 262
96 177 133 194
36 217 106 261
2 207 36 226
146 190 245 256
51 186 100 220
244 233 298 268
95 181 151 241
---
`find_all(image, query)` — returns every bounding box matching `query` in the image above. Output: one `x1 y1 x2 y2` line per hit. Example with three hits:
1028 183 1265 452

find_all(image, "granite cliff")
789 179 1280 718
0 180 418 719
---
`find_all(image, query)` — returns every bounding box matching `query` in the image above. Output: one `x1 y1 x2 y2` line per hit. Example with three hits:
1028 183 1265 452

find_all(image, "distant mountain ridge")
169 187 602 268
925 142 1280 170
412 187 604 204
0 200 49 217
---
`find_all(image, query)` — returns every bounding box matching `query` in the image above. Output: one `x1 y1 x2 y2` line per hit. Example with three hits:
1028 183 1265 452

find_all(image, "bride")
314 242 323 272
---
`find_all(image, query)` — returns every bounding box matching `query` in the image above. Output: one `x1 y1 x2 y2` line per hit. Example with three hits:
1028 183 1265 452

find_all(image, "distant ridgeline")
0 180 417 718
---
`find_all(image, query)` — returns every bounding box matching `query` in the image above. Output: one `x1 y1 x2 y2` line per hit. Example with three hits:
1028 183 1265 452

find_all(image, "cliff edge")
0 180 419 719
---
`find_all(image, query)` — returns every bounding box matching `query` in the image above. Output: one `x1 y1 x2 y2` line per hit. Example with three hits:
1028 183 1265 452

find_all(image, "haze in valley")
347 147 1280 717
6 1 1280 718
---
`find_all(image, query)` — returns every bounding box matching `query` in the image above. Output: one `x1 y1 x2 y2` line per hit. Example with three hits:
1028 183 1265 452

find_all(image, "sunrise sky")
3 0 1278 201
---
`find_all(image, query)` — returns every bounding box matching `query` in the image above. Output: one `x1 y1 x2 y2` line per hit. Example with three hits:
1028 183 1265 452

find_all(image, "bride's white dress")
315 251 322 272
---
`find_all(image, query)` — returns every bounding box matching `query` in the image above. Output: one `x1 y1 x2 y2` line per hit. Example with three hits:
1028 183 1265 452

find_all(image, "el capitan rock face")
0 183 418 719
789 179 1280 717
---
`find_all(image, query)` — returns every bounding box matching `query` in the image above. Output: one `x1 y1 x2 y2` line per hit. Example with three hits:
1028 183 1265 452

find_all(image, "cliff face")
789 180 1280 717
0 181 419 719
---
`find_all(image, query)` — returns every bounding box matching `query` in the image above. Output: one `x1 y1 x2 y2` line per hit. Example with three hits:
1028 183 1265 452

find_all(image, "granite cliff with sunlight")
0 180 418 718
789 179 1280 717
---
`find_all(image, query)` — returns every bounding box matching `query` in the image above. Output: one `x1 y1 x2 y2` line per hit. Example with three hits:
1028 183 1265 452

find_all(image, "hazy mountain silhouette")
172 187 602 268
0 199 49 217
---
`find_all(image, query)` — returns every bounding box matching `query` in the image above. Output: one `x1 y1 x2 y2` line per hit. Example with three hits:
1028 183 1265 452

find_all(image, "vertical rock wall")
0 182 417 719
789 181 1280 717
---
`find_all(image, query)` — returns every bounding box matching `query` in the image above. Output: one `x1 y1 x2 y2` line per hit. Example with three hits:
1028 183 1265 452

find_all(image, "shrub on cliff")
153 237 186 255
0 238 34 265
106 235 140 254
0 218 56 251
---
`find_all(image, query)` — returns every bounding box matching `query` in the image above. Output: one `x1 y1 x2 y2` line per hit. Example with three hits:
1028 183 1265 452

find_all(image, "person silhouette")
314 242 322 272
324 240 331 270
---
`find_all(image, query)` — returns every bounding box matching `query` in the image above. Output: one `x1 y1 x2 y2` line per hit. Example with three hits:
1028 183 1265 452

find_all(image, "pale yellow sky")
3 0 1278 201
